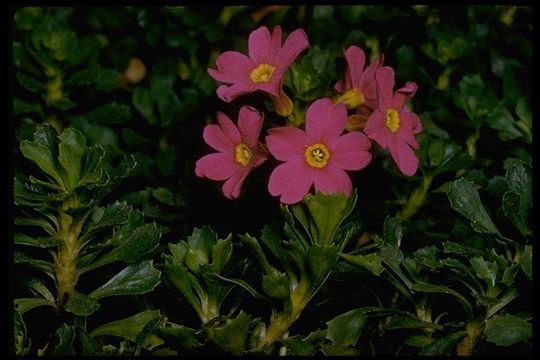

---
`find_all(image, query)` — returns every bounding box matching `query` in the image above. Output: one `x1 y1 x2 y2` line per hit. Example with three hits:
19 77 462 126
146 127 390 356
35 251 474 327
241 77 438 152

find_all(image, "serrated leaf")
520 245 532 281
419 331 467 355
90 310 162 342
325 308 367 347
155 324 200 350
339 252 384 276
64 291 100 316
14 298 56 314
383 216 403 245
385 316 443 330
282 338 316 355
211 311 251 355
89 260 161 299
502 161 532 237
262 270 290 300
50 324 76 356
14 309 31 356
470 256 498 287
484 315 532 346
447 178 499 235
14 233 56 248
20 139 64 187
58 127 86 190
411 283 472 314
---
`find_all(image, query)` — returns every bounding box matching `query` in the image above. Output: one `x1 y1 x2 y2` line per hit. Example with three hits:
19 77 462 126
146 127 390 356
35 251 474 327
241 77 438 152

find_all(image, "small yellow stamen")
235 143 252 166
334 88 365 109
305 143 330 168
250 63 276 83
385 109 400 133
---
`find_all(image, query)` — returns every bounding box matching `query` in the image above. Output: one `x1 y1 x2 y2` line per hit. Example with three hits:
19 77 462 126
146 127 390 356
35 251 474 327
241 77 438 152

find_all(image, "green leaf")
58 127 86 189
185 227 216 273
210 235 232 273
307 246 338 292
282 338 316 355
383 216 403 245
484 315 532 346
294 189 357 247
155 324 200 350
51 324 76 356
133 87 156 125
20 139 64 187
434 143 473 175
486 106 523 141
453 74 487 126
75 102 132 125
442 241 483 257
14 251 55 278
262 270 290 300
89 260 161 299
14 233 56 248
14 217 57 236
16 71 44 92
14 298 56 314
379 244 411 288
64 291 100 316
502 161 532 237
411 283 472 314
90 310 162 342
385 316 443 330
419 331 467 355
14 98 44 117
339 252 384 276
447 178 499 235
211 311 251 355
403 334 434 348
81 201 131 244
470 256 498 287
321 344 361 356
428 138 445 167
90 222 161 269
157 91 180 127
325 308 367 347
14 309 31 356
79 329 106 356
520 245 532 281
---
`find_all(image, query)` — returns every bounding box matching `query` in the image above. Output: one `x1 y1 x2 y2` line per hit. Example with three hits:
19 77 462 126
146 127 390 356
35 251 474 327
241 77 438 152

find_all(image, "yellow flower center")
235 143 252 166
334 88 365 109
385 109 400 133
305 143 330 168
250 64 276 83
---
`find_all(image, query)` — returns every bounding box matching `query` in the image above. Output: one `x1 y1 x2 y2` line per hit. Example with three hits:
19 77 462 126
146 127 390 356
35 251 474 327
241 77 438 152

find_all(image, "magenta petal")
328 132 372 170
313 166 352 196
222 167 249 199
195 153 239 181
344 46 366 89
216 80 254 103
364 110 389 148
203 124 235 153
274 28 309 69
375 66 395 111
268 160 314 204
248 26 273 64
208 51 253 83
256 76 283 98
266 127 308 161
238 106 263 148
216 112 241 144
305 98 347 142
393 81 418 110
388 138 419 177
397 112 422 149
334 79 345 93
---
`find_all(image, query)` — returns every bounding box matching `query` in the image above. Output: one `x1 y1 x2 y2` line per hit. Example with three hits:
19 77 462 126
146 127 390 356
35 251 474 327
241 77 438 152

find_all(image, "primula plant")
12 5 532 356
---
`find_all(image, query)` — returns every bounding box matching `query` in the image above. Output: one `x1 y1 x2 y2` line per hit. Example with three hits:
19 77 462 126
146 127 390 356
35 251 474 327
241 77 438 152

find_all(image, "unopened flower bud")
271 92 293 117
123 57 146 84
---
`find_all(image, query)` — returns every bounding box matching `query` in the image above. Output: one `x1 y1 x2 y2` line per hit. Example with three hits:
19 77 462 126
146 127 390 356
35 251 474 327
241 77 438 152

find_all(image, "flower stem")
456 319 484 355
397 175 433 222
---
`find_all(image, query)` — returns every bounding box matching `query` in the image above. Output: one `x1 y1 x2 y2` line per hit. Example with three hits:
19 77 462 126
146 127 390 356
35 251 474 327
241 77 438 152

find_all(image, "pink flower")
334 46 383 112
363 66 422 176
195 106 268 199
207 25 309 103
266 98 372 205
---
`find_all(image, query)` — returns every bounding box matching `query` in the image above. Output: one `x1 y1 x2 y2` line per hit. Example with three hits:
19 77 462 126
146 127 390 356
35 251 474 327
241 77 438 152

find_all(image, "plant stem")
397 175 433 221
456 319 484 356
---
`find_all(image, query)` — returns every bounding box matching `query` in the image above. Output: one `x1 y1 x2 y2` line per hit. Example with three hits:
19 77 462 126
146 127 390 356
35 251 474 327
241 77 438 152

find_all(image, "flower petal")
266 126 308 161
375 66 395 111
328 132 372 170
222 167 250 199
393 81 418 110
248 26 275 64
305 98 347 142
388 137 419 176
208 51 253 83
203 124 235 153
268 160 314 204
344 46 366 90
195 153 239 181
216 80 254 103
238 106 264 148
397 112 422 149
313 166 352 196
364 110 389 149
274 28 309 69
216 112 241 144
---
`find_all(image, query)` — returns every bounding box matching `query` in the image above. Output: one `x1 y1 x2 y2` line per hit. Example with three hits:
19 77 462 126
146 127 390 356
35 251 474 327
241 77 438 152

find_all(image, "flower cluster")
196 25 423 204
